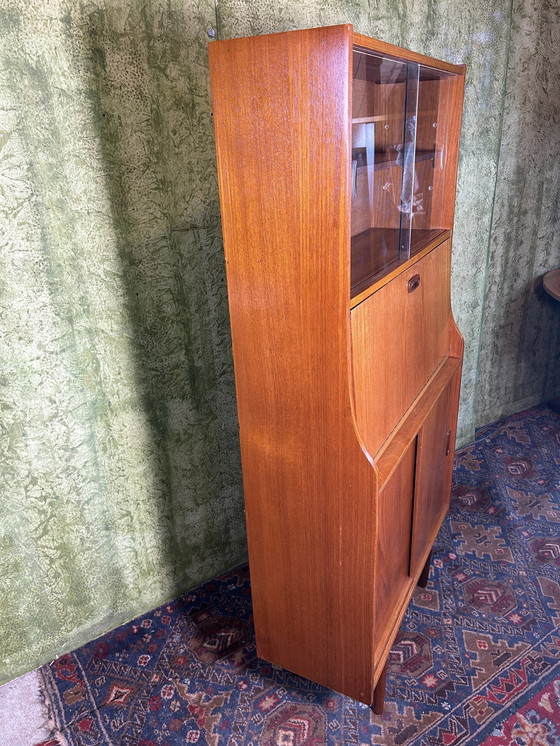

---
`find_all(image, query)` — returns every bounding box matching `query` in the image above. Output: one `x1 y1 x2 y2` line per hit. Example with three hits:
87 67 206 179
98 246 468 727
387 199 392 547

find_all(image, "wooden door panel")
375 440 416 641
409 372 458 577
351 240 451 456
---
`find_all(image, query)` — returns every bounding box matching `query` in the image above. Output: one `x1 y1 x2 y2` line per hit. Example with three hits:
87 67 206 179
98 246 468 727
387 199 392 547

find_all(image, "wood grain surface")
210 24 465 707
410 370 461 578
350 239 453 457
210 24 378 704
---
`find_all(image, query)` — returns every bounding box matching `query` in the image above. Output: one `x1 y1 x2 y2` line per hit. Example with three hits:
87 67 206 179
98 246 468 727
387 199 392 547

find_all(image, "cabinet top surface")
352 30 464 75
209 24 465 77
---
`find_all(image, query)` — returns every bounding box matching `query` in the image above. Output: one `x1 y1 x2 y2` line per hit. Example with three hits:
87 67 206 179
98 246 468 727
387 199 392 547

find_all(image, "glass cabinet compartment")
351 47 456 297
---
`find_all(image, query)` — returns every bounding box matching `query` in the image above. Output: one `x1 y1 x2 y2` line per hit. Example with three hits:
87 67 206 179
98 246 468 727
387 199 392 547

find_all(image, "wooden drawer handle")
407 274 421 293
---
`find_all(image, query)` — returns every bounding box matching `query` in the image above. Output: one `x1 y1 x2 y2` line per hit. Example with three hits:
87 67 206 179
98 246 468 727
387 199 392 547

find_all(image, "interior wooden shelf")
352 112 436 125
414 149 437 163
352 114 403 124
350 228 448 303
352 149 437 171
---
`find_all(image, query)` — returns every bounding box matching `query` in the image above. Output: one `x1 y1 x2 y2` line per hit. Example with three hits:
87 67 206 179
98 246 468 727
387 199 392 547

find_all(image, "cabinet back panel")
351 239 451 456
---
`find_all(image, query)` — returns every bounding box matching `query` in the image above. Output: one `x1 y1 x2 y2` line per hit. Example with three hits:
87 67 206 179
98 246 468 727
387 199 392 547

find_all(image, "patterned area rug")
38 405 560 745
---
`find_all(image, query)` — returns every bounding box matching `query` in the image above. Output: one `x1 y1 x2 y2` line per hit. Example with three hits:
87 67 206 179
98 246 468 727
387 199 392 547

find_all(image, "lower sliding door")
410 375 458 578
374 440 416 668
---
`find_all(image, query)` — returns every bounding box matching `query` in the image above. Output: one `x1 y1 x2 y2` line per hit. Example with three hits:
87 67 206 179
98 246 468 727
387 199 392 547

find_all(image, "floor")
0 670 50 745
1 403 559 745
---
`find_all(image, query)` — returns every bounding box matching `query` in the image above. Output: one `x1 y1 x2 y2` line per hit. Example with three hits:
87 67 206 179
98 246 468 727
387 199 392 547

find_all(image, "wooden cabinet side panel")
209 26 377 704
351 240 452 456
438 73 466 227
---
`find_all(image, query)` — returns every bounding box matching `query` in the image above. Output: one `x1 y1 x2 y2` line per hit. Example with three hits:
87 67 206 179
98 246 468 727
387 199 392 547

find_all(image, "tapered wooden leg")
417 549 432 588
372 660 388 715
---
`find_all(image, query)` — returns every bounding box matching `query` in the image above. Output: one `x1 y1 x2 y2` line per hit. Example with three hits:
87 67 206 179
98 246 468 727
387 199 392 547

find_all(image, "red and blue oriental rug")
38 405 560 745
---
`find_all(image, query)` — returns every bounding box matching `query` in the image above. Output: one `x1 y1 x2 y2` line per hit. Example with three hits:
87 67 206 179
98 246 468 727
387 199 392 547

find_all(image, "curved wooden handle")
408 274 421 293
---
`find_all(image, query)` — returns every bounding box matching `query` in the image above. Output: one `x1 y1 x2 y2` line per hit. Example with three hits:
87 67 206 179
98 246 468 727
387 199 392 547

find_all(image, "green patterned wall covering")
0 0 246 683
0 0 558 683
475 0 560 424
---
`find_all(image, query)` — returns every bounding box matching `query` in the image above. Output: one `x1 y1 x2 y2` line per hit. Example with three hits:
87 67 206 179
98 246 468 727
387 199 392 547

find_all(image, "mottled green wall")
0 0 245 683
0 0 558 683
475 0 560 424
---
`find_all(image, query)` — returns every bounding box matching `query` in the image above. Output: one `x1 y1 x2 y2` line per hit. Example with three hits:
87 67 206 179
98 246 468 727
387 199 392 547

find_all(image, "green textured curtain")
475 0 560 421
0 0 246 681
1 0 559 682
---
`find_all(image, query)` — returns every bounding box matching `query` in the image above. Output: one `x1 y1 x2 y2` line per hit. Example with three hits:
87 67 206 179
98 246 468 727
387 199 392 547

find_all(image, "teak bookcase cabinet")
209 24 465 711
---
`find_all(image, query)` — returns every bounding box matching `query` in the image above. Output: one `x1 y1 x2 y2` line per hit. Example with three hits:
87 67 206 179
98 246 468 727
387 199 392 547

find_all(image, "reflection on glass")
351 48 453 297
352 121 375 219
